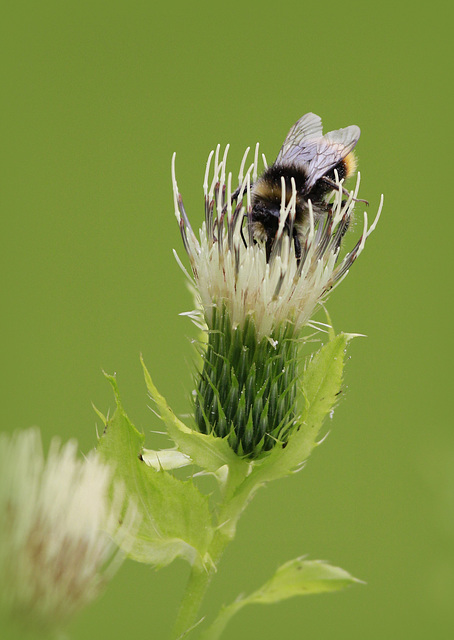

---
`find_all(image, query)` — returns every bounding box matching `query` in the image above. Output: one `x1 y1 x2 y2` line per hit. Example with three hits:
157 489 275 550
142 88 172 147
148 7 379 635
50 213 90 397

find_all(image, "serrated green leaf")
97 373 214 569
201 558 361 640
301 332 350 425
252 332 352 480
140 357 250 490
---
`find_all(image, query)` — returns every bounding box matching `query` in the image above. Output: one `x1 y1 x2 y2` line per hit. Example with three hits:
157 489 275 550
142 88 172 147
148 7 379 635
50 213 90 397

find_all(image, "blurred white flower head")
0 428 137 635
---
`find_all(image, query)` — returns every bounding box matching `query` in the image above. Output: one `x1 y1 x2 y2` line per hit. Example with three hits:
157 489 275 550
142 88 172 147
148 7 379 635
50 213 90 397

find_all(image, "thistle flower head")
172 143 382 458
172 144 382 340
0 428 137 635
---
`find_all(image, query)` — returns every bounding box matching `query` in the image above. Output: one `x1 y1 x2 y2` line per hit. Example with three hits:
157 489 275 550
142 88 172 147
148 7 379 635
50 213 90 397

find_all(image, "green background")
2 1 452 638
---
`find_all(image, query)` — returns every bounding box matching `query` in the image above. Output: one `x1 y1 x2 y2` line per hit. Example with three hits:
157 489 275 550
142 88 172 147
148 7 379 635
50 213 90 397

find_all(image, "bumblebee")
245 112 365 261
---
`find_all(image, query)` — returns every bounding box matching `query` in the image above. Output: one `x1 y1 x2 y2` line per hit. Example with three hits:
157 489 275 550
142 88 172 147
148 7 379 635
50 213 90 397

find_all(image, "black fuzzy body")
250 160 347 259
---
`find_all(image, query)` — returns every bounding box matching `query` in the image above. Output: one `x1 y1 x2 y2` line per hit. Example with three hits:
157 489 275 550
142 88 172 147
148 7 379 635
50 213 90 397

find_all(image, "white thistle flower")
0 428 138 635
172 144 382 339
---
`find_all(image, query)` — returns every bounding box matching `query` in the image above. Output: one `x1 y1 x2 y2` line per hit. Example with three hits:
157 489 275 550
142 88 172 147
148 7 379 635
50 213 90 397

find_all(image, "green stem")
171 468 249 640
171 563 214 640
199 599 247 640
171 529 231 639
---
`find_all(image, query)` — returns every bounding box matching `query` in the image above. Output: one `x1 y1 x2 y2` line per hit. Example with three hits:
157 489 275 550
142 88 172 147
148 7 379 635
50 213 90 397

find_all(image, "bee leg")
339 201 350 238
341 204 350 234
240 220 248 248
230 185 242 202
333 202 351 252
293 229 302 265
340 215 350 243
321 177 369 206
265 237 273 262
230 181 255 204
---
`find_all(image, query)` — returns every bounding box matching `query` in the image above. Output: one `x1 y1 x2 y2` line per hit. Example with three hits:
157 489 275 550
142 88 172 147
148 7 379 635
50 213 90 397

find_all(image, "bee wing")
304 125 361 191
275 112 324 165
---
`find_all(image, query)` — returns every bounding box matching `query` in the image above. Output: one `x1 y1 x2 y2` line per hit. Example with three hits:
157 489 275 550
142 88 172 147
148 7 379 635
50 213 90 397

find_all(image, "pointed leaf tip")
92 402 107 426
102 370 121 399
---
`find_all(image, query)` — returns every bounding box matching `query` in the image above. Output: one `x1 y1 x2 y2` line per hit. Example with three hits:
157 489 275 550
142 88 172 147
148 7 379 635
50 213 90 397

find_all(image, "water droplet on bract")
329 410 335 419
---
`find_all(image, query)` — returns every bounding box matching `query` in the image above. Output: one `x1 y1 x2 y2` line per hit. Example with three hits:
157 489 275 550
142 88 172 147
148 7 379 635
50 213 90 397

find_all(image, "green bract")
194 306 299 457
